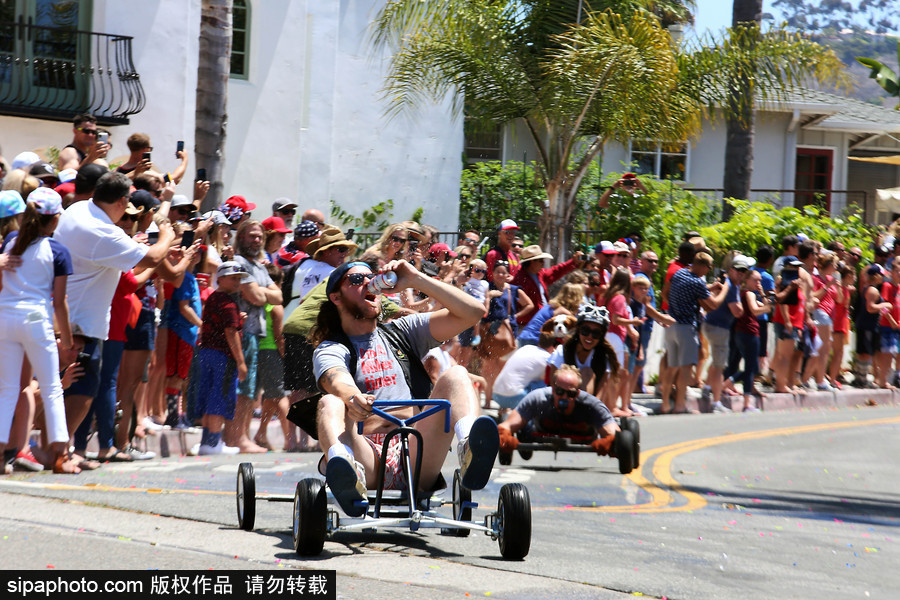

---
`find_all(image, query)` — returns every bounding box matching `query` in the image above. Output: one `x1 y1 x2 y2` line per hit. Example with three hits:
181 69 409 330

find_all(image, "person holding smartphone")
597 172 648 209
57 113 110 171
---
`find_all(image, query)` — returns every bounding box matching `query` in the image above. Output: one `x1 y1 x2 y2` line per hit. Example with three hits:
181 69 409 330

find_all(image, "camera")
622 178 635 187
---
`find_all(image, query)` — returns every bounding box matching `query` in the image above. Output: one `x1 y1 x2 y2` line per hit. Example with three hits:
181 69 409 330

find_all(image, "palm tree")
857 40 900 109
372 0 846 259
195 0 232 210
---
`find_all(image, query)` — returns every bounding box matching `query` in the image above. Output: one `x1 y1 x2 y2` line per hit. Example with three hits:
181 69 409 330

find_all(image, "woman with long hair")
722 268 772 412
602 267 643 416
366 223 410 265
0 188 76 473
828 264 855 388
801 252 839 390
547 305 619 399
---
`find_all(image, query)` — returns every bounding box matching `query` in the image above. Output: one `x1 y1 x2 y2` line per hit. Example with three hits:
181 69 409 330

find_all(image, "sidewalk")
631 384 897 414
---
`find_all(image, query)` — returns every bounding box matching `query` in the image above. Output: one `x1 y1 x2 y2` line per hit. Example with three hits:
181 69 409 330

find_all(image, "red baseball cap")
428 242 457 258
261 216 291 233
225 194 257 211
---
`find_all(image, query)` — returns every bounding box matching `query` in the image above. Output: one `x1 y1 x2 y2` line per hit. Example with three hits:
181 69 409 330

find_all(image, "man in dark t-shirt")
498 366 619 455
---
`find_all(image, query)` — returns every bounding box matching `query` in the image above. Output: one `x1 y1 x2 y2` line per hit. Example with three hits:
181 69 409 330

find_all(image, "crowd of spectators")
0 117 894 474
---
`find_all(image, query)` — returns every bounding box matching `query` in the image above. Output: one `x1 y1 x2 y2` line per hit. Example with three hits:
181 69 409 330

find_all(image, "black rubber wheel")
497 483 531 560
236 462 256 531
623 418 640 468
498 450 513 466
445 469 472 537
293 478 327 556
615 429 635 475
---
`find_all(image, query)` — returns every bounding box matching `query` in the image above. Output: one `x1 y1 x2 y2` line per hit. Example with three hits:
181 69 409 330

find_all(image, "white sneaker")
712 401 732 414
816 382 835 392
142 417 164 432
123 446 156 461
198 441 240 455
189 442 201 456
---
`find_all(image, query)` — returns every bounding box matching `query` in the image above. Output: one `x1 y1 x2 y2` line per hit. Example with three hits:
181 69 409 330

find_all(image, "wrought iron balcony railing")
0 18 144 125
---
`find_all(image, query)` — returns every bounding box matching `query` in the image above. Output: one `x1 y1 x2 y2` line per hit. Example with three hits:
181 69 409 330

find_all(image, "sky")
688 0 781 39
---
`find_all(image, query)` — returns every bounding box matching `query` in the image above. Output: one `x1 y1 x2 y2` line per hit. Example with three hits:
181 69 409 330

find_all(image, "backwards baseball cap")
867 264 885 276
499 219 518 230
216 260 252 282
0 190 26 218
28 187 63 215
326 261 371 295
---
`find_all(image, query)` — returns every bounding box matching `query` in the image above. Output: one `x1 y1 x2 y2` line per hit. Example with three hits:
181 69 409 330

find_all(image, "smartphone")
176 140 184 157
76 352 91 372
196 168 206 182
345 228 355 241
409 240 419 252
98 131 109 144
147 231 159 244
142 151 151 162
163 172 171 184
180 230 195 248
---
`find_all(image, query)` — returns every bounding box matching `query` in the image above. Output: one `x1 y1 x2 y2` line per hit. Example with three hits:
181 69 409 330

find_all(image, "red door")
794 148 833 211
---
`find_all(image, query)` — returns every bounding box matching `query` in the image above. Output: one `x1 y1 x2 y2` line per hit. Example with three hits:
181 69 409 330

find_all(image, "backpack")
330 321 434 400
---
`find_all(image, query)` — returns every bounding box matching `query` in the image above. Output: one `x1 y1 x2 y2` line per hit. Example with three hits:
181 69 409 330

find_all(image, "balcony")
0 18 144 125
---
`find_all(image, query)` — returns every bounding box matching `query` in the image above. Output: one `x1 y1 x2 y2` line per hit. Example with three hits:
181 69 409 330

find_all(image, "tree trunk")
722 0 762 220
539 178 574 263
195 0 232 211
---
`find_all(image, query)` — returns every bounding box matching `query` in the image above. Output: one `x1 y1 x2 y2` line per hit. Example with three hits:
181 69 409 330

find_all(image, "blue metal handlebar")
355 399 451 435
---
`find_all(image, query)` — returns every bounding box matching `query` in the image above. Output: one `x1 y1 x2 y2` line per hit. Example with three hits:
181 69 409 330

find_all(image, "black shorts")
283 333 317 393
256 348 285 399
124 308 156 351
856 328 881 356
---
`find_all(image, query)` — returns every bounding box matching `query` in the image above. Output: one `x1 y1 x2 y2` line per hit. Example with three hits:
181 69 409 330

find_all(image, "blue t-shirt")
517 304 554 345
167 271 202 346
754 267 775 321
704 280 739 329
633 272 655 337
668 268 710 327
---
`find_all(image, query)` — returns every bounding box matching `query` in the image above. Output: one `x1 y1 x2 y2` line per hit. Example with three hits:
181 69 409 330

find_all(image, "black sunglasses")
512 244 523 249
77 127 98 135
279 209 296 215
124 214 139 222
645 258 659 263
473 268 487 274
579 326 603 339
334 246 351 254
391 235 408 243
458 254 472 260
553 386 578 399
174 206 192 213
345 272 374 286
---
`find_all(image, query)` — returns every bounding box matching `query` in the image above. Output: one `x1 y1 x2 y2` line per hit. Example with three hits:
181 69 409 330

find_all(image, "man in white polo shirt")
55 171 175 449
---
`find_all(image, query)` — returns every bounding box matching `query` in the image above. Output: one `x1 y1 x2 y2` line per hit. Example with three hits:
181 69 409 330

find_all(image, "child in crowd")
455 258 489 370
163 240 203 429
191 261 249 455
253 264 292 451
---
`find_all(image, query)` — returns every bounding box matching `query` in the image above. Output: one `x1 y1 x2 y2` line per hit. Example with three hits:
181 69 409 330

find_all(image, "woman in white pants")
0 188 76 473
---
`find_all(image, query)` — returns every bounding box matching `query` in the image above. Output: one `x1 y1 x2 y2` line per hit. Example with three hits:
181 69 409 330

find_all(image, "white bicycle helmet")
577 304 610 328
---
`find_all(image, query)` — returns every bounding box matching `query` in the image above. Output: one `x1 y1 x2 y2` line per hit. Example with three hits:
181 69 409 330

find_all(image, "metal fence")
0 19 144 124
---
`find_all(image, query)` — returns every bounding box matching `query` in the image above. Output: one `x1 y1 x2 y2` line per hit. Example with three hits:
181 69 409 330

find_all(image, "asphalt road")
2 406 899 600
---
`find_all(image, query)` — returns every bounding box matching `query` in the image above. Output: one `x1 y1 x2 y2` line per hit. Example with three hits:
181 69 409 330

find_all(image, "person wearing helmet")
547 304 620 398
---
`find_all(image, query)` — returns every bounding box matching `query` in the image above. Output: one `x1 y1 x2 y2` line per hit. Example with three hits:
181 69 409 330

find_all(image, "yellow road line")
545 415 900 514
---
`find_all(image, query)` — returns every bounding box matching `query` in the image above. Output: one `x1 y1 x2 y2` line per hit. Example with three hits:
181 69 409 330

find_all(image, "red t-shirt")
199 290 242 355
603 293 628 341
108 271 140 343
735 290 760 336
661 259 688 311
773 287 806 329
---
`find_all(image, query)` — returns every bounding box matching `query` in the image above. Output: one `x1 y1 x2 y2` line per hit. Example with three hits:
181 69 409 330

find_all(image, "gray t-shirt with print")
234 254 274 337
313 313 438 398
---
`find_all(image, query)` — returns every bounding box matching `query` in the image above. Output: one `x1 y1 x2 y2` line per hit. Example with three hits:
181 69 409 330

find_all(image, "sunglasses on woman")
579 326 603 339
390 235 408 244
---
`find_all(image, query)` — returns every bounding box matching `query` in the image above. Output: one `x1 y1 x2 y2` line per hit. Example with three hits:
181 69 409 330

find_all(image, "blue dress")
484 284 521 335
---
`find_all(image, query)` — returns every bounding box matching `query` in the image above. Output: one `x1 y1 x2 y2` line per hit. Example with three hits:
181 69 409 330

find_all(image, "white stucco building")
0 0 464 230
